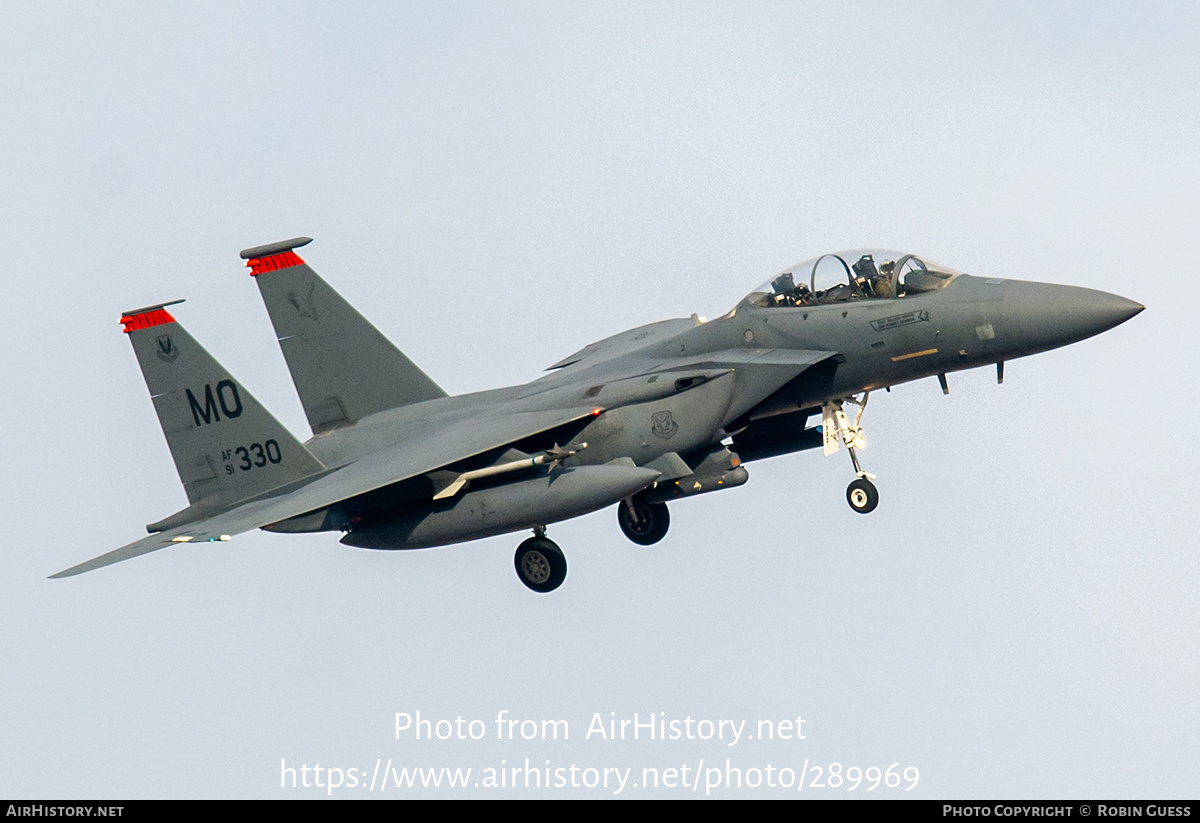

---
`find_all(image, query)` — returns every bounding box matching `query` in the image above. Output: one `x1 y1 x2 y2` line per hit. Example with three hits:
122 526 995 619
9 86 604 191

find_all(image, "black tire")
514 537 567 593
617 497 670 545
846 477 879 514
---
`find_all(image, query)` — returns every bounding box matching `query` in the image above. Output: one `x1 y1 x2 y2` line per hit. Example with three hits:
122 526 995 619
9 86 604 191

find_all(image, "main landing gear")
823 393 879 514
514 527 567 593
617 494 670 545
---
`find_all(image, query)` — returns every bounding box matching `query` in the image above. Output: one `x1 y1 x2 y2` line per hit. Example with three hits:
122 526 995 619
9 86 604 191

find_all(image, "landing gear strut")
514 527 567 593
823 393 880 514
617 494 670 545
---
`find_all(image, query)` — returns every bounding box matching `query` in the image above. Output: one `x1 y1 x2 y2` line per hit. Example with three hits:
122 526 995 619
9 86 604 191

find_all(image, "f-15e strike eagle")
53 238 1142 591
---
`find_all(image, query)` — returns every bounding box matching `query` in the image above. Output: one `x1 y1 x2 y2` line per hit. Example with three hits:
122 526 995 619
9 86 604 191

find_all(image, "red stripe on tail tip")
120 308 176 333
246 250 304 276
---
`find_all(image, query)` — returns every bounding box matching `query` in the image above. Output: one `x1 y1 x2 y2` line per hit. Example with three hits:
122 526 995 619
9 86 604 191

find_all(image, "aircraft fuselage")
54 241 1142 592
314 271 1141 550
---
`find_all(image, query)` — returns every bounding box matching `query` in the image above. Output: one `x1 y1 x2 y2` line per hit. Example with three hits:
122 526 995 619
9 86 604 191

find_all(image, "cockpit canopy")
742 249 963 308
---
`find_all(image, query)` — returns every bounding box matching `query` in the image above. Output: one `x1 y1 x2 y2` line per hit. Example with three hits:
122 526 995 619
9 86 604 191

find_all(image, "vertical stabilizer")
121 302 326 508
241 238 447 435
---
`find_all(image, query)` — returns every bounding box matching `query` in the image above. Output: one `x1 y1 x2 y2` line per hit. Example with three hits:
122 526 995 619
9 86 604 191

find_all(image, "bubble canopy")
742 249 964 308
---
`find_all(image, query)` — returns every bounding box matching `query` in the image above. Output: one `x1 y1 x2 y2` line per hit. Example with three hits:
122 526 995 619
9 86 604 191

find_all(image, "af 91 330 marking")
222 440 283 474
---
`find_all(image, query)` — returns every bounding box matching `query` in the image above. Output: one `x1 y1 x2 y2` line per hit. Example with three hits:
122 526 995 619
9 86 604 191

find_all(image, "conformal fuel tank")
341 463 661 550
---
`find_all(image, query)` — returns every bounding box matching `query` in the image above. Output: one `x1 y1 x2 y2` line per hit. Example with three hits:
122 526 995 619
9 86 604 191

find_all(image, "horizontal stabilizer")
52 404 605 578
51 531 219 579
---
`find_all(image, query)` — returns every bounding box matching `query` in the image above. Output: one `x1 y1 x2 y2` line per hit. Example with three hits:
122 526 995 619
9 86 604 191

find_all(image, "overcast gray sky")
2 1 1196 798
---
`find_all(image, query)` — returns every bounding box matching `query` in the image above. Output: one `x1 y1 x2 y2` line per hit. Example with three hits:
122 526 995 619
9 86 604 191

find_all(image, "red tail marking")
246 250 305 276
120 308 176 333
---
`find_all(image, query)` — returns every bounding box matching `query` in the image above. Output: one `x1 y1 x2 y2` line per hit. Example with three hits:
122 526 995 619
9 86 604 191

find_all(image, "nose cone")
1001 280 1143 357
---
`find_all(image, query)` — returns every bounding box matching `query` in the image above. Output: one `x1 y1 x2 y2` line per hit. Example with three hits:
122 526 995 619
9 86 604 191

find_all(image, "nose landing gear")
846 476 879 514
823 393 879 514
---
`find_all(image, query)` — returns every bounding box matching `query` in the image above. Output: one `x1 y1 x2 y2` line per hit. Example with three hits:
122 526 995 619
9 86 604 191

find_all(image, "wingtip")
48 566 82 580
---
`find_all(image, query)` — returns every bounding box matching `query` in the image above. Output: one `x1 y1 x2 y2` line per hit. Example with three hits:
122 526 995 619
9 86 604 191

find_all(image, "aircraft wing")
546 318 698 370
52 405 603 578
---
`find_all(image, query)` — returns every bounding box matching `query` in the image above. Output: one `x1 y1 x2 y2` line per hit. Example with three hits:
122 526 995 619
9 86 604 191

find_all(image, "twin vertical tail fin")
121 302 326 513
241 238 447 435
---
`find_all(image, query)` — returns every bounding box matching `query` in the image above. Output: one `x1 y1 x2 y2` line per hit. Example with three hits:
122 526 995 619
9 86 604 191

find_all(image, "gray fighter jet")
52 239 1143 591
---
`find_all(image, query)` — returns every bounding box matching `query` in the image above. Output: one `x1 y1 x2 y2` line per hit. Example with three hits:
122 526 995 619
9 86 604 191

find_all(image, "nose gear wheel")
822 393 881 514
846 477 879 514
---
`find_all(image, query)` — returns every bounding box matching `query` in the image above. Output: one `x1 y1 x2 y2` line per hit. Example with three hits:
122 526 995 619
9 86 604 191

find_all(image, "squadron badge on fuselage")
651 410 679 439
